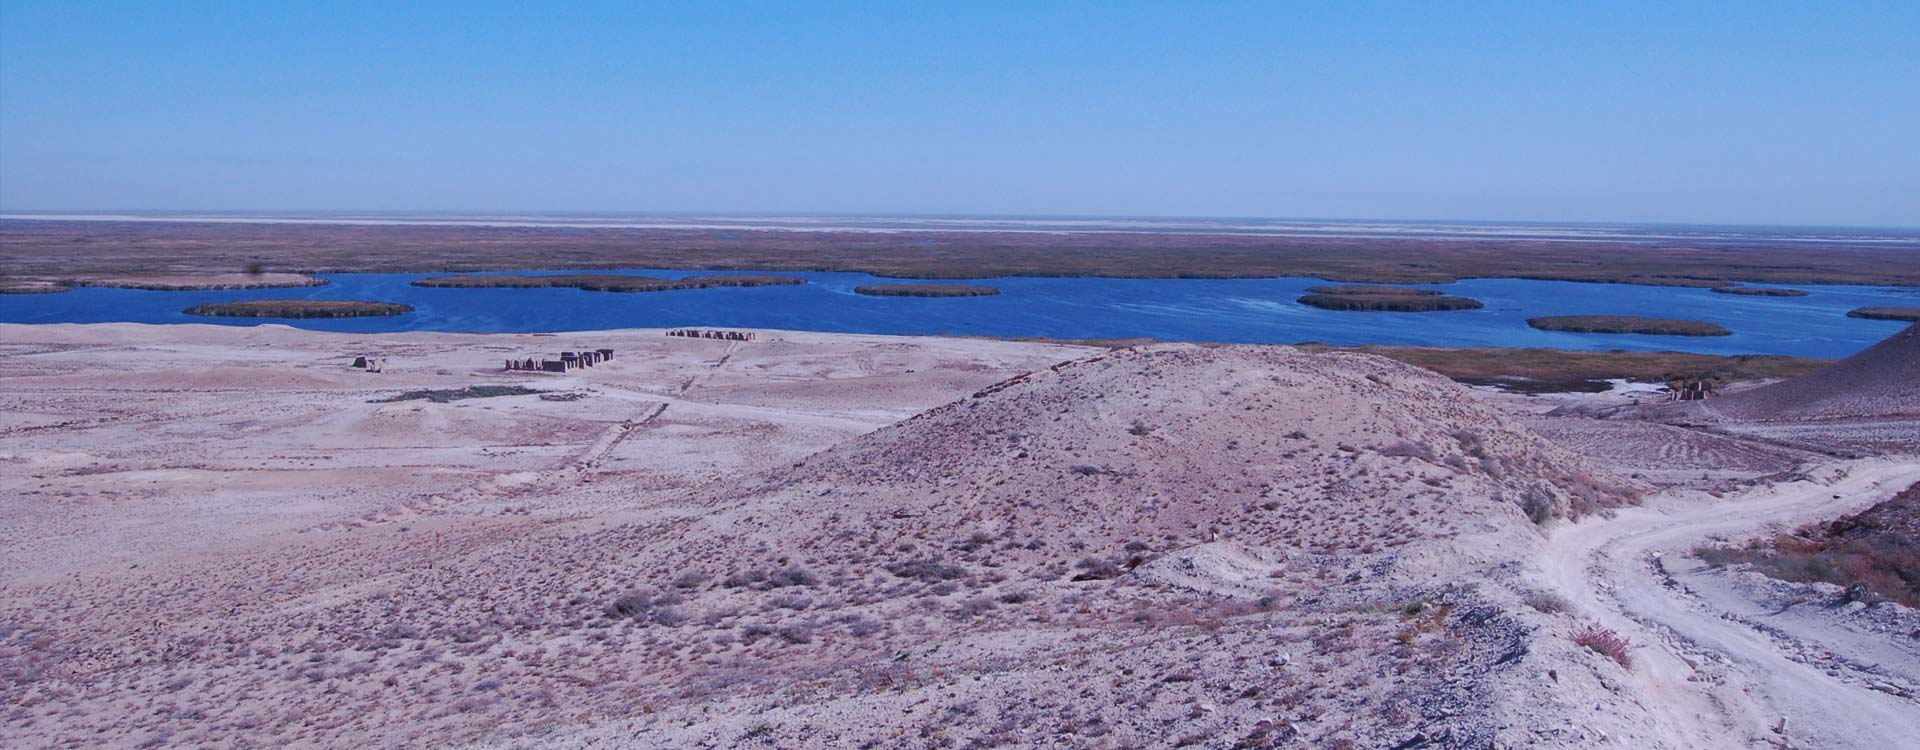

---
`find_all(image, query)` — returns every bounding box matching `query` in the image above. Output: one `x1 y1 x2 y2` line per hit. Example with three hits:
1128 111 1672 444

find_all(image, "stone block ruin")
505 348 614 373
1667 380 1716 401
667 329 756 341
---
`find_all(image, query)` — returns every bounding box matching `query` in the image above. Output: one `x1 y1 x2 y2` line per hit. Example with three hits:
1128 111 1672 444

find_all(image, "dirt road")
1540 458 1920 749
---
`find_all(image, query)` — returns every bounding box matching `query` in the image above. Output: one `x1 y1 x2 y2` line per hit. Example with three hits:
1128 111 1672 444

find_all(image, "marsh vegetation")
1297 284 1483 312
1846 306 1920 322
11 220 1918 287
1711 285 1809 297
183 300 414 318
412 273 805 292
1527 315 1732 336
854 283 1001 297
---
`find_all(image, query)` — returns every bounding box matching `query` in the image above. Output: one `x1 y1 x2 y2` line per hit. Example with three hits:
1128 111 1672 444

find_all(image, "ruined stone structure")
1668 381 1715 401
667 329 756 341
504 347 615 373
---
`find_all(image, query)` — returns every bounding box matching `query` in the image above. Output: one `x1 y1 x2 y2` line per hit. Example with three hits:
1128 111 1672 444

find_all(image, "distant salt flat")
4 212 1915 246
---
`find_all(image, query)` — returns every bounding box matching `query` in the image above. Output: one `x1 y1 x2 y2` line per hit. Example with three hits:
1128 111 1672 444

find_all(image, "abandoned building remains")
1668 381 1716 401
666 329 756 341
504 348 615 373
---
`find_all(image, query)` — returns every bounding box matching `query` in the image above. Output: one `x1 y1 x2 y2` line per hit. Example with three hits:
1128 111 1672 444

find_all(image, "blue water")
4 270 1915 358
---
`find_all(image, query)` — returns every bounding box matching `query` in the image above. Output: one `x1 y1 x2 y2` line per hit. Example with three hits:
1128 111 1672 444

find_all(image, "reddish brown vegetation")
1697 481 1920 607
1295 344 1828 393
1571 625 1635 668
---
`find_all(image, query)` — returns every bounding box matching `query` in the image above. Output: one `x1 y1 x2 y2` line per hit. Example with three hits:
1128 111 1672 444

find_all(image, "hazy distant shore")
5 212 1916 245
5 217 1920 287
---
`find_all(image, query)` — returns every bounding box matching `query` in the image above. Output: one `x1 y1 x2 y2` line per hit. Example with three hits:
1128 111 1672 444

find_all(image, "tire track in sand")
1539 458 1920 749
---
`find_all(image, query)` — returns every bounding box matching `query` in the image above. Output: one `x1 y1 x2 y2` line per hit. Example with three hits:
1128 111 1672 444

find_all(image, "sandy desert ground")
2 323 1916 749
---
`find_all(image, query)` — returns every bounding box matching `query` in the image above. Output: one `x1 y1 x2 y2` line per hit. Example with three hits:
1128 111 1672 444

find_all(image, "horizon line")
3 210 1917 234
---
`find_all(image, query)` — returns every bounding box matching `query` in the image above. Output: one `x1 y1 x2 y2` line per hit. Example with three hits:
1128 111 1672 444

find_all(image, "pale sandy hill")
1709 322 1920 421
1616 323 1920 454
688 344 1641 582
481 344 1643 748
3 336 1651 750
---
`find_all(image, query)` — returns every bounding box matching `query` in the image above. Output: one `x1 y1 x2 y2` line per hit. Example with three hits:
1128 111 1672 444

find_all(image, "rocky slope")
490 344 1641 748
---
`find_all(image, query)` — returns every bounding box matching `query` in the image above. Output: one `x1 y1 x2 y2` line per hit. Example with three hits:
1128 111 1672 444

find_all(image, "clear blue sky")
2 1 1916 225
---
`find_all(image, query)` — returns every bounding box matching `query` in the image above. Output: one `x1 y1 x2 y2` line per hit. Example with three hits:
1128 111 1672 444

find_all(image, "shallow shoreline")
0 321 1833 394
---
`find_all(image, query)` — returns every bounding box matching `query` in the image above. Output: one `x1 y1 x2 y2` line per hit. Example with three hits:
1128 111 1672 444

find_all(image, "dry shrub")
1523 591 1572 615
1518 484 1558 525
1070 557 1124 581
1696 514 1920 608
1379 440 1437 463
886 557 966 582
766 566 819 588
1571 624 1634 668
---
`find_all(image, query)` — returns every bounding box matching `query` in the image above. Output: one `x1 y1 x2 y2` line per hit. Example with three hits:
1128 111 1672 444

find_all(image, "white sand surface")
3 323 1915 749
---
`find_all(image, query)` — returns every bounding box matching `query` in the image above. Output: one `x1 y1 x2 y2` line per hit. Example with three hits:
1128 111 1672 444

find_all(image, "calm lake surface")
4 270 1915 358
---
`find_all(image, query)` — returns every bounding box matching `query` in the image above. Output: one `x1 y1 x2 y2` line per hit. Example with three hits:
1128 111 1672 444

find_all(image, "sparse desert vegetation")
0 321 1912 750
0 325 1654 749
1523 590 1573 614
1527 315 1732 336
183 299 414 318
371 385 545 403
1296 344 1828 393
1571 624 1635 668
1695 480 1920 607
